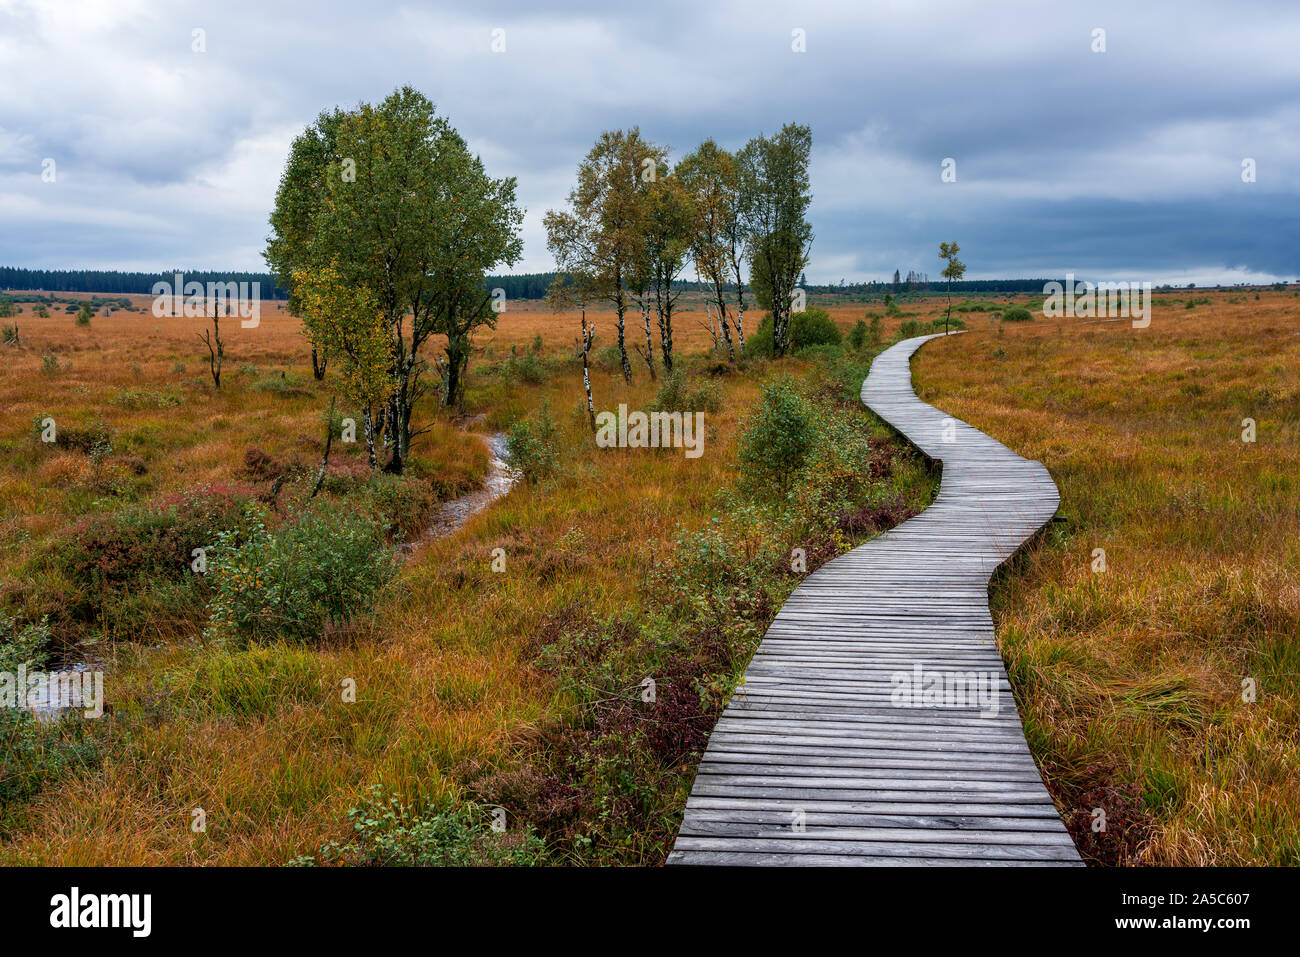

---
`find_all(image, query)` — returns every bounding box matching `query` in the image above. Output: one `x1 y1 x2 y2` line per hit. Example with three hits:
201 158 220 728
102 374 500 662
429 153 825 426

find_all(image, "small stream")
405 432 519 549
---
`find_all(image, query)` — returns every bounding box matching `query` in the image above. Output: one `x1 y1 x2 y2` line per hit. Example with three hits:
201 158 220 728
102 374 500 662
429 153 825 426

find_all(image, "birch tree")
738 124 813 358
938 241 966 334
641 170 693 372
545 270 600 433
678 140 739 360
543 128 666 383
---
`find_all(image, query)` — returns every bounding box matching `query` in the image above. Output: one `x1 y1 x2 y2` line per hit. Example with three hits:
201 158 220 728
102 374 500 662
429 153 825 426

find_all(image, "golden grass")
912 290 1300 864
8 285 1290 865
0 291 861 863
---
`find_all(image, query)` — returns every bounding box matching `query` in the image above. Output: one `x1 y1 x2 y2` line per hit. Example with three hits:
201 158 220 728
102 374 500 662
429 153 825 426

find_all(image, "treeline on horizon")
0 267 292 299
3 265 1088 301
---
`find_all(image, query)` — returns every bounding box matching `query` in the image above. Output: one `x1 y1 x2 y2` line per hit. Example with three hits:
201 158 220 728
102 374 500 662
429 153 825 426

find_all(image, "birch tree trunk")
658 307 673 372
641 299 656 379
728 254 749 352
614 273 632 382
715 295 736 361
581 313 596 432
311 397 336 498
362 407 377 469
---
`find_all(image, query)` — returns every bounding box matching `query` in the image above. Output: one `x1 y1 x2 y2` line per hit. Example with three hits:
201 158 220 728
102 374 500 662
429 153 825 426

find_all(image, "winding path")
667 332 1080 866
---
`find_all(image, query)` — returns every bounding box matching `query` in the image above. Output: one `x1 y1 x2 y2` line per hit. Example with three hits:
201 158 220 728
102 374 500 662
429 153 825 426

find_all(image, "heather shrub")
356 473 436 539
55 483 260 628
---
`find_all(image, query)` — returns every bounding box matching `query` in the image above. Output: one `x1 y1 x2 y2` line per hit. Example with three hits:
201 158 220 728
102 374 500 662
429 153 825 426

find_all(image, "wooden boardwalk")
667 332 1081 866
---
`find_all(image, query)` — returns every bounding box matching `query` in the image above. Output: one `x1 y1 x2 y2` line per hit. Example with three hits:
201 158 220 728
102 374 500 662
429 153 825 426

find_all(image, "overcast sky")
1 0 1297 284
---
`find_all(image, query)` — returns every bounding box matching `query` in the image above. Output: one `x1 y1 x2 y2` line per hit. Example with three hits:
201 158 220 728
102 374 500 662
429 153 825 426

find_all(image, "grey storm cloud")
1 0 1297 283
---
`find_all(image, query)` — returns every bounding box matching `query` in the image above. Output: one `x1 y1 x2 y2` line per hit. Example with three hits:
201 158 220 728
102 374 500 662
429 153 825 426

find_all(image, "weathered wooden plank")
671 835 1079 861
667 332 1080 867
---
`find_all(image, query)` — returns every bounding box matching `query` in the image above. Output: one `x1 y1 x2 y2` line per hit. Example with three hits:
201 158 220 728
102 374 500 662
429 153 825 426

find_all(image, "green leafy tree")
738 124 813 358
266 87 522 472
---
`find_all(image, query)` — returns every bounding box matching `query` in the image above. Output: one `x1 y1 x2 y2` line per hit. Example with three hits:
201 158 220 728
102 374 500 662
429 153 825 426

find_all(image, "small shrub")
294 787 546 866
849 318 868 350
507 401 560 484
205 503 398 646
595 344 624 371
953 300 1002 313
745 308 842 358
109 388 181 411
500 351 547 385
928 316 967 332
653 367 723 414
1002 306 1034 322
789 308 842 349
56 483 260 626
40 419 113 455
2 324 17 345
737 379 815 497
356 473 436 539
242 447 287 482
744 315 775 357
251 371 311 397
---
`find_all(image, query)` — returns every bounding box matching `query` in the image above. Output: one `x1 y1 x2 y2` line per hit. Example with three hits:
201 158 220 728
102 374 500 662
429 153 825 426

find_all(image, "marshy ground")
1 287 1295 865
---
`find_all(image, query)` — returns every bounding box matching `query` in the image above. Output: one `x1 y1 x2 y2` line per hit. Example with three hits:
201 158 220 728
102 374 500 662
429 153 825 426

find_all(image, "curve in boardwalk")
667 332 1081 866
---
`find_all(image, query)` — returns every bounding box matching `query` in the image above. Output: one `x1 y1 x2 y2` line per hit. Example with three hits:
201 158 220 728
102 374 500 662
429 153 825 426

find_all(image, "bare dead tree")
199 305 224 388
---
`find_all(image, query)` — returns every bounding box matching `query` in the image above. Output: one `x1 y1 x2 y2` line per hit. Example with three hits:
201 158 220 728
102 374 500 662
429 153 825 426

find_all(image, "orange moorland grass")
0 290 937 864
912 289 1300 865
